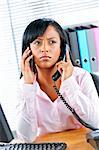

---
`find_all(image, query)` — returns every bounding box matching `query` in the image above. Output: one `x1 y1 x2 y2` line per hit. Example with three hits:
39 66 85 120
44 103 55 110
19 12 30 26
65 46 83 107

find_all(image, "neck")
36 67 61 101
37 68 54 84
36 66 61 85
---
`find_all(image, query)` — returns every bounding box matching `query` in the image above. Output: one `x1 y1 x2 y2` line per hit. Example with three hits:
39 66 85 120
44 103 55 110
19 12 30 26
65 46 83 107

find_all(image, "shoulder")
73 66 91 81
73 66 90 75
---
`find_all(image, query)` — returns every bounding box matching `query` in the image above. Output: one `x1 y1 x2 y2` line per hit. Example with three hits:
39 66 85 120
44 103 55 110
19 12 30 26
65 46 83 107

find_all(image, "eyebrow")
37 37 57 40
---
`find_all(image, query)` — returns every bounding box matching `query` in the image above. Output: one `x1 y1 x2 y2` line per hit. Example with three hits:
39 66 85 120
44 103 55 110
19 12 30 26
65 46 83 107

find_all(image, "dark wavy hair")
20 18 68 78
22 18 67 61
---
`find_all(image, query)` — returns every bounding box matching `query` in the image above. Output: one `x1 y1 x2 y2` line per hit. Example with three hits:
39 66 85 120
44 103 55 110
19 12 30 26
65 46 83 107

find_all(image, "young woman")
16 18 99 142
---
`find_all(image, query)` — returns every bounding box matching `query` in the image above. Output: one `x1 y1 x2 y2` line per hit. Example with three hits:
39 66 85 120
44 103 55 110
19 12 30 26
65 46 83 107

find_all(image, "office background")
0 0 99 131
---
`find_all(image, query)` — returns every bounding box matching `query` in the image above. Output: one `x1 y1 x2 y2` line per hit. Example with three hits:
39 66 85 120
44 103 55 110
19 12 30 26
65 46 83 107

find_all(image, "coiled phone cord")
53 81 98 131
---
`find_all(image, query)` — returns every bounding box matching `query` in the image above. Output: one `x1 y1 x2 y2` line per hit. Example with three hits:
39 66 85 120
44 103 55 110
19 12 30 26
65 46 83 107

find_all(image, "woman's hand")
56 50 74 81
21 47 36 84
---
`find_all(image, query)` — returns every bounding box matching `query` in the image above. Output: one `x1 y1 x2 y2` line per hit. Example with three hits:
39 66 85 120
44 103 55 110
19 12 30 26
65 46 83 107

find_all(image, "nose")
40 42 49 53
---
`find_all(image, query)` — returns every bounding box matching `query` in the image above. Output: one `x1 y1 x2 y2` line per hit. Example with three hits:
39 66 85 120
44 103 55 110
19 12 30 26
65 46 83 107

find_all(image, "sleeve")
60 70 99 129
16 78 38 142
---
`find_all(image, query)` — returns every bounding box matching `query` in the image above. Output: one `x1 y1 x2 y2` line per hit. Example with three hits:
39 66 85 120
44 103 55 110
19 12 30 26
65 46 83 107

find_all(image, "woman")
16 18 99 142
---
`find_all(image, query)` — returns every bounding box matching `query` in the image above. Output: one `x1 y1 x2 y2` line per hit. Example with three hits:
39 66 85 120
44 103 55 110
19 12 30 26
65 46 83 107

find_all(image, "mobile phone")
52 44 67 81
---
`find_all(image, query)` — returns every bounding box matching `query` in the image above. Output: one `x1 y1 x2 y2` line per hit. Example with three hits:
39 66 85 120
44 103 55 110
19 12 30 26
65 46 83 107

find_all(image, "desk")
35 128 94 150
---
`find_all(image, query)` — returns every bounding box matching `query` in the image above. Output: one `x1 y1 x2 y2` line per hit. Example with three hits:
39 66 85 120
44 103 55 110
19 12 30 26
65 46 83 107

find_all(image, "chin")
38 63 53 69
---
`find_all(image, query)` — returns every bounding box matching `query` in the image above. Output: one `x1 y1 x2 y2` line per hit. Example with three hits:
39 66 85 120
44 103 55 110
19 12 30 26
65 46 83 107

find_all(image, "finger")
25 55 33 66
23 55 33 73
24 47 29 53
21 57 24 72
66 50 70 62
55 61 62 68
22 47 31 60
56 62 65 73
21 54 33 72
23 47 29 55
22 49 33 69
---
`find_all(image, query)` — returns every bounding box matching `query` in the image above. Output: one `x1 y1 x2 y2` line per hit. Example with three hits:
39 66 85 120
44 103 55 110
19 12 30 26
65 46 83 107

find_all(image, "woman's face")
30 25 61 69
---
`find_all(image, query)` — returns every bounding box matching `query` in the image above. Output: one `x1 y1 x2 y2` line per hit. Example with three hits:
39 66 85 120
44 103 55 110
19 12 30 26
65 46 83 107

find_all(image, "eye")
49 40 56 44
33 40 41 45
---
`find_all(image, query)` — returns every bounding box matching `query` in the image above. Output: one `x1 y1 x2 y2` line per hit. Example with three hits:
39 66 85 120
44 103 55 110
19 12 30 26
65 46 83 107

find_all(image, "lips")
40 56 51 59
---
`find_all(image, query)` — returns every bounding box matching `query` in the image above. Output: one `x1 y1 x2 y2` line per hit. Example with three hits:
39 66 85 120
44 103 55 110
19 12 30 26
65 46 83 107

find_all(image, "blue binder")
76 29 91 72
